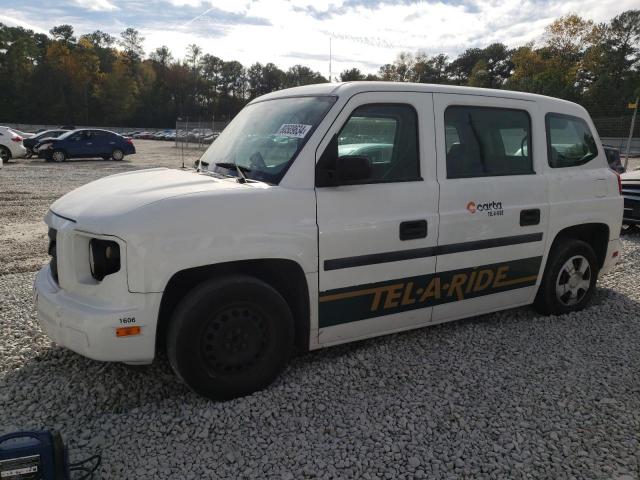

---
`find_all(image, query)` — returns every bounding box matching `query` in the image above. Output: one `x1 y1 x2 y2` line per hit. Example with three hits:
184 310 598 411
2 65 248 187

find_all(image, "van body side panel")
315 91 440 345
431 94 550 322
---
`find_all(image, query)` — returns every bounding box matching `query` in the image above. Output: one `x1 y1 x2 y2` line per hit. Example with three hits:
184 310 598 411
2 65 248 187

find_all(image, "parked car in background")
39 129 136 162
621 170 640 230
603 144 624 173
152 131 168 140
0 126 27 164
8 128 34 139
24 129 69 157
123 130 142 138
133 131 153 139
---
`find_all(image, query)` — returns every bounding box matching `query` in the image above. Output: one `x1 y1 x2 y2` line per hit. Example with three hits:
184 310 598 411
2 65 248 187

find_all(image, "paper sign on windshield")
276 124 312 138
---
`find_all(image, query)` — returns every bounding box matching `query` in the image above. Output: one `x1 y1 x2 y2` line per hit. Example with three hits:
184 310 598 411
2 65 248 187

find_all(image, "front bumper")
34 265 162 363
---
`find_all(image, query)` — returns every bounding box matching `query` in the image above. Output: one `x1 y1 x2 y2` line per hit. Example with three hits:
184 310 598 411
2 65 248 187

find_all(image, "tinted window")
337 104 419 183
68 132 85 141
445 106 533 178
546 113 597 168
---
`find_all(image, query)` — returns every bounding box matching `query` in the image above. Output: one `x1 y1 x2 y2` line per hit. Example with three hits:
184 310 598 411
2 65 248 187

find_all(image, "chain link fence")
589 104 640 157
174 119 228 169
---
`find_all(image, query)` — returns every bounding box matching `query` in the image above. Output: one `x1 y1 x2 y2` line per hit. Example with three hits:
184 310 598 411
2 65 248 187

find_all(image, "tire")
0 146 11 164
534 239 598 315
167 275 294 400
51 149 66 162
111 149 124 161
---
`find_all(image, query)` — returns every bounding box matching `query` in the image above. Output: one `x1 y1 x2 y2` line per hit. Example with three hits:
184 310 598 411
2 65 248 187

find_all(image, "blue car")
41 129 136 162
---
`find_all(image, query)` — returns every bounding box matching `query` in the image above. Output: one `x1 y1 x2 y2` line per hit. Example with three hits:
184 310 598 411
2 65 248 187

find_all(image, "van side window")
444 106 533 179
546 113 598 168
337 104 420 183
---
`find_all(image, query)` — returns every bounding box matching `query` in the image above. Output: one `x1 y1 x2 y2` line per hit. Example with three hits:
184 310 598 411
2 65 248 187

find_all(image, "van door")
432 94 549 322
315 92 439 345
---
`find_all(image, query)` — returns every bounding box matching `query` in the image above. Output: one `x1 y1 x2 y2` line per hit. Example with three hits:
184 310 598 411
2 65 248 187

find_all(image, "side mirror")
336 155 372 183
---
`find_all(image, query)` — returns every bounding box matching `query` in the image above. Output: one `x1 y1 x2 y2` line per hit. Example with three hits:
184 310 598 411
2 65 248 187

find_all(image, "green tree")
49 25 75 44
285 65 327 87
340 68 365 81
119 27 144 64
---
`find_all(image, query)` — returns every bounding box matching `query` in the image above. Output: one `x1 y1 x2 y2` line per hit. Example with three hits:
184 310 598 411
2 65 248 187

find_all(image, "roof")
252 81 580 110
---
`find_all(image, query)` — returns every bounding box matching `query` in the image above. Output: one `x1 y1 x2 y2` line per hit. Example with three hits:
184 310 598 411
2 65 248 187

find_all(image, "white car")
0 126 27 165
34 82 623 399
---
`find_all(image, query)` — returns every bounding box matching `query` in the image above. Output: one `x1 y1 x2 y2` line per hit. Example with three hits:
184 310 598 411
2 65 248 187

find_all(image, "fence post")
624 97 638 170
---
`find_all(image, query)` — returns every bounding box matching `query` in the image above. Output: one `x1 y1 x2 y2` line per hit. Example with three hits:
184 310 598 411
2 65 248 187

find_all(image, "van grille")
622 180 640 222
48 228 58 283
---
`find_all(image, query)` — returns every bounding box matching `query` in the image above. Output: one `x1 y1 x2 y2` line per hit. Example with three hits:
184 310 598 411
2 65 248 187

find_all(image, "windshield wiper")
213 162 251 184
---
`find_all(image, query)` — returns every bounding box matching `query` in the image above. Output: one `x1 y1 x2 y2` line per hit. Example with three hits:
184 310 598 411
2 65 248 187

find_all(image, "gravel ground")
1 143 640 478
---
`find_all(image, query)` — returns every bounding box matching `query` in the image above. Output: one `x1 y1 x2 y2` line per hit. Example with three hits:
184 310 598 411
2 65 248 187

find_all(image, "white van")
34 82 623 399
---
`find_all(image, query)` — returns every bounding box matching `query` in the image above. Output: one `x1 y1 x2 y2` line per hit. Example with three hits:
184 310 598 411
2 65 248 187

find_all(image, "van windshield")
201 96 336 184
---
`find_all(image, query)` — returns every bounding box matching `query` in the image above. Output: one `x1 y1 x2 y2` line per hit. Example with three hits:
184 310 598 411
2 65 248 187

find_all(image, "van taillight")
614 171 622 195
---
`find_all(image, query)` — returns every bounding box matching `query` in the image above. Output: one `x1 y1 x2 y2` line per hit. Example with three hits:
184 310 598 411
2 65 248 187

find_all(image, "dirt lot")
0 140 204 275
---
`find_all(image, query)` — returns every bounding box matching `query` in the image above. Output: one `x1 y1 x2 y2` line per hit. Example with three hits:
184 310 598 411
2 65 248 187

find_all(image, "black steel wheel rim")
200 304 269 375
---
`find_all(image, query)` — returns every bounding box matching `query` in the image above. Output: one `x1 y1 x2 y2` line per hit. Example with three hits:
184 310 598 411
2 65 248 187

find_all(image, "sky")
1 0 638 77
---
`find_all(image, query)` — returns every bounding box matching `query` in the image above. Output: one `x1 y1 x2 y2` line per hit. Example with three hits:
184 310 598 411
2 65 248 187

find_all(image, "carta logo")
468 200 503 215
476 201 503 212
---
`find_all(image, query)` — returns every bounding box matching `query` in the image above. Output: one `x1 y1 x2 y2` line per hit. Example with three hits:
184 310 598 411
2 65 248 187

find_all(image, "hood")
50 168 249 227
621 169 640 181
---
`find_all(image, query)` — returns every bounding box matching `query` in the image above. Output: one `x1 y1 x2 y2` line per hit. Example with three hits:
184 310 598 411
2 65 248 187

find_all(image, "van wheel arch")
548 223 609 270
156 259 310 358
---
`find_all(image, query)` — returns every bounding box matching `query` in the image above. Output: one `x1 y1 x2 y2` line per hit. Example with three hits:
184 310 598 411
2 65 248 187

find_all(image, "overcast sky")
1 0 638 77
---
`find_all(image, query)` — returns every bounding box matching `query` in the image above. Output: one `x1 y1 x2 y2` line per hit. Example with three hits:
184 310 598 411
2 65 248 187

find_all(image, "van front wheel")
534 239 598 315
166 275 294 400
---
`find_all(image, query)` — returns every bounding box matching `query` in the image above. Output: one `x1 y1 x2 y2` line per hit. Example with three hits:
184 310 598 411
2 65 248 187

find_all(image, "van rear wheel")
534 239 598 315
166 275 294 400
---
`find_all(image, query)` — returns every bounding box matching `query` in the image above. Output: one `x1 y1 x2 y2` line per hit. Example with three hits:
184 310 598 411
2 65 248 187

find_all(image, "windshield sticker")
276 124 312 138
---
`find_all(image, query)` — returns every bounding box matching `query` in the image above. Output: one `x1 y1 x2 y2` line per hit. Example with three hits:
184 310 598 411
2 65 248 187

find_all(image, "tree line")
0 10 638 128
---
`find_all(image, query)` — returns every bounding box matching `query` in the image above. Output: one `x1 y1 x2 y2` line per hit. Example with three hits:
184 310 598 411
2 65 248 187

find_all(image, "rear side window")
445 106 533 179
337 104 420 183
546 113 598 168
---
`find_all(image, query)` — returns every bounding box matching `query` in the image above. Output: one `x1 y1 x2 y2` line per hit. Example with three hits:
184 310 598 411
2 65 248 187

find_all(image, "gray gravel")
1 234 639 478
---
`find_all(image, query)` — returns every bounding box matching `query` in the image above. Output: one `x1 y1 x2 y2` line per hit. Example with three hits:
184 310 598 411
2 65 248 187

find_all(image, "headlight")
89 239 120 281
39 142 52 150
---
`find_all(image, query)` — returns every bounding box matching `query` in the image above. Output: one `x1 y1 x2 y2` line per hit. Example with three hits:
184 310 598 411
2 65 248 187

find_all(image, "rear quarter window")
546 113 598 168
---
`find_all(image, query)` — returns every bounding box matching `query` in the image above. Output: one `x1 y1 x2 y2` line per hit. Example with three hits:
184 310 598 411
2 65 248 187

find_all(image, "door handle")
86 142 93 145
520 209 540 226
400 220 427 240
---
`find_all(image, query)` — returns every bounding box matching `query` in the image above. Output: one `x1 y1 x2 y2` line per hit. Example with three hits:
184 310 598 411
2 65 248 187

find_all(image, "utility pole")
624 97 638 170
329 37 332 83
